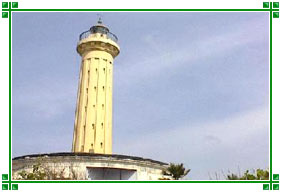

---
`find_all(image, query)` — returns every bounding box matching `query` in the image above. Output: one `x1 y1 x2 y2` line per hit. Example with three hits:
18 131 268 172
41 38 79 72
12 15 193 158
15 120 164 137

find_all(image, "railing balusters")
79 29 118 43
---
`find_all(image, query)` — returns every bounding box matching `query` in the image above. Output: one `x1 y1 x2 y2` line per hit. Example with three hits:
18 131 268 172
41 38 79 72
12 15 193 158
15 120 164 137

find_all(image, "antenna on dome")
97 14 103 24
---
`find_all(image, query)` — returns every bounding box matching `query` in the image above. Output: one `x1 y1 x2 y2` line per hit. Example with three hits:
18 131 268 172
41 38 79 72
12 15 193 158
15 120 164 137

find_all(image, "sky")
12 12 269 180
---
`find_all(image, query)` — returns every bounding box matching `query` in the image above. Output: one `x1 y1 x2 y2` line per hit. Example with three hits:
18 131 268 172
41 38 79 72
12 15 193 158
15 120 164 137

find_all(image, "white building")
13 153 169 180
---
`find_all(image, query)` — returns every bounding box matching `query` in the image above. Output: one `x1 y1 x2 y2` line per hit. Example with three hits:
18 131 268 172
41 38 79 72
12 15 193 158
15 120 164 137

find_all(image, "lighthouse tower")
72 19 120 154
13 18 170 181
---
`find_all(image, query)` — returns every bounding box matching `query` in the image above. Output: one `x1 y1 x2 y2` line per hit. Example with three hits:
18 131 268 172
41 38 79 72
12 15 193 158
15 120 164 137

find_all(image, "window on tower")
89 146 94 153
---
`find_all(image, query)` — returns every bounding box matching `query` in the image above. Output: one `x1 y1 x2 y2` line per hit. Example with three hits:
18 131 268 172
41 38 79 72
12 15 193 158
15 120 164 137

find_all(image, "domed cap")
79 17 118 43
90 18 109 35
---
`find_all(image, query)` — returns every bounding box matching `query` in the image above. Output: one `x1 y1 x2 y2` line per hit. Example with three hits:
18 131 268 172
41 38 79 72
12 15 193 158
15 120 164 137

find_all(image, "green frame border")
1 1 280 190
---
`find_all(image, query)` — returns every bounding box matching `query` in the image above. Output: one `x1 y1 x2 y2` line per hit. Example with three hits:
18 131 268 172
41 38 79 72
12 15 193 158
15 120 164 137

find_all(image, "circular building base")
12 152 169 180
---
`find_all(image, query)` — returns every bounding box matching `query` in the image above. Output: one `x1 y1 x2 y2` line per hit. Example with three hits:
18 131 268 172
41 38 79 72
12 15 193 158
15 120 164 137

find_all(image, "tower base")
12 152 170 180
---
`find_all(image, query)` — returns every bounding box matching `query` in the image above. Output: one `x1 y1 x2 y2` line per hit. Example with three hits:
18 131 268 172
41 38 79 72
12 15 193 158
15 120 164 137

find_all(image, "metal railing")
79 29 118 43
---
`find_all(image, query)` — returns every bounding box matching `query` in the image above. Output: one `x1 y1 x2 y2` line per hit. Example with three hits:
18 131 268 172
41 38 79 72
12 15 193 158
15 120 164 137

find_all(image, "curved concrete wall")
12 153 169 180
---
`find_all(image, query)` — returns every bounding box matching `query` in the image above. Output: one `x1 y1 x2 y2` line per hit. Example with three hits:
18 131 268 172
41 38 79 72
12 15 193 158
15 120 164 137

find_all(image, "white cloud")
115 106 269 179
116 16 268 87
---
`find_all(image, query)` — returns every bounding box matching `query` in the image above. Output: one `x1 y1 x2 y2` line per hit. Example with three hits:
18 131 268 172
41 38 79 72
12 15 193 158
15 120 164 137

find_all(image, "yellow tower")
72 19 120 154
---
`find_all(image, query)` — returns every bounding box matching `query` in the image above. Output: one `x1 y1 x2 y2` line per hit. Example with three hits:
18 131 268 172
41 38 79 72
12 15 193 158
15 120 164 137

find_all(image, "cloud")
116 15 268 87
115 105 269 179
204 135 222 145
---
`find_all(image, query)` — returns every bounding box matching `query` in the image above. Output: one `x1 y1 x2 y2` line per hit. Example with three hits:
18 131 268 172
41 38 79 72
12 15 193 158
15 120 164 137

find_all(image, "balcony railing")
79 29 118 43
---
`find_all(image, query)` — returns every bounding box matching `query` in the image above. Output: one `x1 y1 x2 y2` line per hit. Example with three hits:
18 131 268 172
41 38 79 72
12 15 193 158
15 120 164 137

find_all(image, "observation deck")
77 20 120 58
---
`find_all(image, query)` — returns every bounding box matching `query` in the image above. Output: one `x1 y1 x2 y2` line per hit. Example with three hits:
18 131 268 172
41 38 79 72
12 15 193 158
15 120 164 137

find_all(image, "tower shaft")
72 23 119 154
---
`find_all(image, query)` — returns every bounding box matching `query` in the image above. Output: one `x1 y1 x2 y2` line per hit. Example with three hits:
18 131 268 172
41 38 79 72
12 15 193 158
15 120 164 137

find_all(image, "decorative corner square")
263 2 270 8
2 12 8 18
273 184 279 190
12 184 18 190
2 184 8 190
273 174 280 180
12 2 18 8
2 2 8 8
273 12 279 18
263 184 270 190
2 174 8 180
273 2 279 8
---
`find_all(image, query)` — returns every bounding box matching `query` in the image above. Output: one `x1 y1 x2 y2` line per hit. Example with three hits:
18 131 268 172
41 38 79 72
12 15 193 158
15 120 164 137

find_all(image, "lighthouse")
13 18 170 181
72 19 120 154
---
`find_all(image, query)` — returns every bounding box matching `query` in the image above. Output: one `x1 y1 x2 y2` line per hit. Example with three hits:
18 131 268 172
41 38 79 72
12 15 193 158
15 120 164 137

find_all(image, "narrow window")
100 142 103 148
102 104 104 109
89 146 94 153
101 122 103 127
94 86 97 90
102 86 105 91
93 104 95 108
92 123 95 129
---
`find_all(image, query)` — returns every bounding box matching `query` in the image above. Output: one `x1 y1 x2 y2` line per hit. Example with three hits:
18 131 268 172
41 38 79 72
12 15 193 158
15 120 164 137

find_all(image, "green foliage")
163 163 191 180
226 173 239 180
227 169 269 180
256 169 269 180
18 163 47 180
17 159 79 180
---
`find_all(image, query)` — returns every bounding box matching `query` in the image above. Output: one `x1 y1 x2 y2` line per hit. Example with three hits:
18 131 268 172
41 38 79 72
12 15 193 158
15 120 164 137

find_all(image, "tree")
163 163 191 180
227 169 269 180
256 169 269 180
